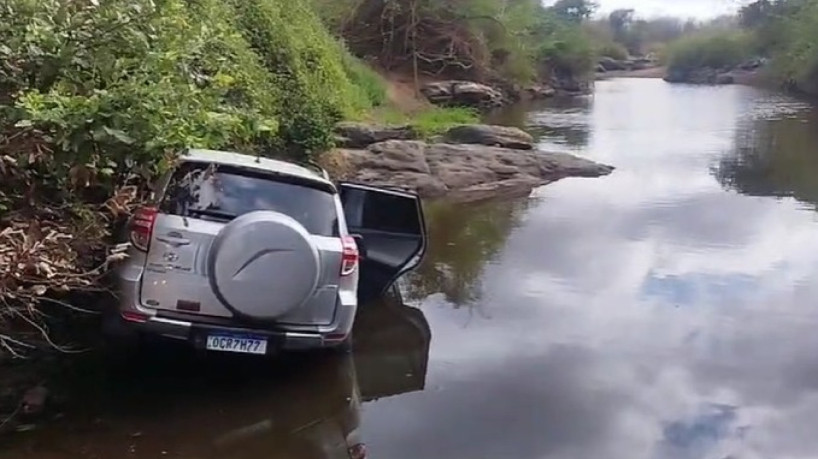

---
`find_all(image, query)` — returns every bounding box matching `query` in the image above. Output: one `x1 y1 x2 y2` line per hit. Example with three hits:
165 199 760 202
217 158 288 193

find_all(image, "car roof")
182 149 333 188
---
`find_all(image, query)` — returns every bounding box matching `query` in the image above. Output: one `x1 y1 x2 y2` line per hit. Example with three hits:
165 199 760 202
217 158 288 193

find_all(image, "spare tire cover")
208 211 320 321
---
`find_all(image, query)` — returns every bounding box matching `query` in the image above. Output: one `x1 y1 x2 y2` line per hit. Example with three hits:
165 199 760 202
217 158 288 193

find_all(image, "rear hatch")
138 161 344 326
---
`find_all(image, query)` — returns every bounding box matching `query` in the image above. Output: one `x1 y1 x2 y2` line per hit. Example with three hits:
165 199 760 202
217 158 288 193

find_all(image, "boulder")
443 124 534 150
715 73 735 85
420 81 506 108
665 67 739 85
599 57 628 71
550 74 591 95
331 140 614 201
334 122 416 149
525 85 556 99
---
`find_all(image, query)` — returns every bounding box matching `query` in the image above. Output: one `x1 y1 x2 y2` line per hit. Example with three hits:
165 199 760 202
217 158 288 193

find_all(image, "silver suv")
105 149 426 355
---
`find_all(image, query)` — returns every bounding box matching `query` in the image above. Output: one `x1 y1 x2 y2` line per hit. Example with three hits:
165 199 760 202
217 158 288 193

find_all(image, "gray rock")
443 124 534 150
420 80 506 108
665 67 737 85
334 122 416 149
332 140 614 201
599 57 627 71
525 85 556 99
715 73 735 85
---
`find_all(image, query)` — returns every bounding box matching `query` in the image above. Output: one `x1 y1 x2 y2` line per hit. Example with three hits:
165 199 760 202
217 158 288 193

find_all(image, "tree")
609 8 634 43
740 0 774 28
550 0 597 23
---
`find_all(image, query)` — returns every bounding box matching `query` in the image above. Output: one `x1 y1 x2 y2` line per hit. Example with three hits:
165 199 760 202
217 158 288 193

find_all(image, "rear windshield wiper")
187 208 237 221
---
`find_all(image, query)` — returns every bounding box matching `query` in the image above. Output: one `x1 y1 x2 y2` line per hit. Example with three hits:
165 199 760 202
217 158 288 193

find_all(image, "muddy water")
6 78 818 458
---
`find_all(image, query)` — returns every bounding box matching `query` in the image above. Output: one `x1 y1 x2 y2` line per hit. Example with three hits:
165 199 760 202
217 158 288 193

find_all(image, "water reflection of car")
60 288 430 459
206 288 430 459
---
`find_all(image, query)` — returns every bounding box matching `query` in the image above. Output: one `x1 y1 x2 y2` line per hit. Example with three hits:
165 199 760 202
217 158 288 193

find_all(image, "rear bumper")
103 310 352 351
103 296 356 351
112 263 356 352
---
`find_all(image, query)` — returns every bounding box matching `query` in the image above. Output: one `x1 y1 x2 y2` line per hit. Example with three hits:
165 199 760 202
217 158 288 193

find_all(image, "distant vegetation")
666 30 754 74
311 0 600 85
585 10 692 58
662 0 818 95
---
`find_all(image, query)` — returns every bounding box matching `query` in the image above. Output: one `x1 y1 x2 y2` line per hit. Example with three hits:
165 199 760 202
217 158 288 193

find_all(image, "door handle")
156 236 191 247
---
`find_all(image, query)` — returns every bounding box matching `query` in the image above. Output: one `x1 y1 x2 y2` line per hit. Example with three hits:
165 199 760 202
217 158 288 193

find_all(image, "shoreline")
596 66 667 80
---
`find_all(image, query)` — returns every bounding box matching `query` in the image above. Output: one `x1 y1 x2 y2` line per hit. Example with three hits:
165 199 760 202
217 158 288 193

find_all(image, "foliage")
665 30 755 73
596 41 629 61
589 14 685 56
740 0 818 94
0 0 382 356
551 0 598 23
663 0 818 95
341 53 388 108
314 0 598 84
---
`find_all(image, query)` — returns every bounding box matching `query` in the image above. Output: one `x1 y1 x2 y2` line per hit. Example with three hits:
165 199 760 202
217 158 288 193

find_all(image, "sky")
554 0 748 20
597 0 743 18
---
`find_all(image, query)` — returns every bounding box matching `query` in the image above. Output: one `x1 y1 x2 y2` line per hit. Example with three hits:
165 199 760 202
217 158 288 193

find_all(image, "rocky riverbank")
325 123 614 202
664 58 767 86
418 77 590 109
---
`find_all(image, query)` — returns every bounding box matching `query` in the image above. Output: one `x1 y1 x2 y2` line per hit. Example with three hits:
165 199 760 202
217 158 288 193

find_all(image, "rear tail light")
129 207 158 252
340 236 359 276
121 311 149 323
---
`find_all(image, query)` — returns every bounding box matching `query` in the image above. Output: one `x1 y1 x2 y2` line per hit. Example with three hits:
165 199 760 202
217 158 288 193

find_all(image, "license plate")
206 334 268 355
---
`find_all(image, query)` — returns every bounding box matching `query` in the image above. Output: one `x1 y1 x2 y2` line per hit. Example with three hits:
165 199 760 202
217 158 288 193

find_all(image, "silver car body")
109 149 426 352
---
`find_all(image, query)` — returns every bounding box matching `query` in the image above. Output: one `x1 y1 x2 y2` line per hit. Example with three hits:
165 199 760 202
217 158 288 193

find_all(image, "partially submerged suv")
106 149 426 355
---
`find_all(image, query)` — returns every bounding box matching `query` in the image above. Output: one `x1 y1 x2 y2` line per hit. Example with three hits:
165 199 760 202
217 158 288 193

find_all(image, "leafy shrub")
538 22 597 77
666 30 755 73
596 41 629 61
341 53 388 108
764 0 818 94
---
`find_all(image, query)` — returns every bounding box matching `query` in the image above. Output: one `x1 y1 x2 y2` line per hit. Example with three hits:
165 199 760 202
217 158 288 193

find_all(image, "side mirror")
351 234 368 259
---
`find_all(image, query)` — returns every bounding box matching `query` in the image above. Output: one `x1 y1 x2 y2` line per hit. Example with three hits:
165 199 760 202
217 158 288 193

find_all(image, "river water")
6 78 818 458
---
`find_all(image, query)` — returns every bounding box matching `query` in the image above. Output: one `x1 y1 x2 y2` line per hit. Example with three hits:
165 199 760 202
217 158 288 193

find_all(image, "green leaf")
103 127 136 145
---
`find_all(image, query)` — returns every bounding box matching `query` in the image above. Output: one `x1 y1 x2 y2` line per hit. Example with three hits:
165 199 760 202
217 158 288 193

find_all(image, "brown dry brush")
341 0 494 81
0 127 141 359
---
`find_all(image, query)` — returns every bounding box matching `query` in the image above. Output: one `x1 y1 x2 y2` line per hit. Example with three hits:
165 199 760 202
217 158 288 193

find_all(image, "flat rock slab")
443 124 534 150
330 140 614 201
334 122 417 149
421 80 506 108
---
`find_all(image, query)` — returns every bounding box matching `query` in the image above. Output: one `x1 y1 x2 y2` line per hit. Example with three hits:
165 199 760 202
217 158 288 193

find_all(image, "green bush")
765 0 818 94
341 53 387 108
666 30 755 73
596 41 629 61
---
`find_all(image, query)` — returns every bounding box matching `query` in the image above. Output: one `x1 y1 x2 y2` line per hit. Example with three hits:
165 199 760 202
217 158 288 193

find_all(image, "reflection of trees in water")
714 109 818 206
484 97 591 148
405 199 530 307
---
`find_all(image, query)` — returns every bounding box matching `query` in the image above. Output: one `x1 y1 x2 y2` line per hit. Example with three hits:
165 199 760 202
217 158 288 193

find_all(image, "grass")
368 106 481 139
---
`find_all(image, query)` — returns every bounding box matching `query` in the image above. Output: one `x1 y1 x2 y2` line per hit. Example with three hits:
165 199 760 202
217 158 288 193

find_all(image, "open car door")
339 183 427 304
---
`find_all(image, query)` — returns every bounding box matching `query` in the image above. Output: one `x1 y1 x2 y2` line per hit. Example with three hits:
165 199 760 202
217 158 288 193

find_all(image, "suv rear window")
159 162 338 236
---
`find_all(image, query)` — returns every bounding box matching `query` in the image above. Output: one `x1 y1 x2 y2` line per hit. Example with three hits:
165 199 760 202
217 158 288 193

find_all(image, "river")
6 78 818 458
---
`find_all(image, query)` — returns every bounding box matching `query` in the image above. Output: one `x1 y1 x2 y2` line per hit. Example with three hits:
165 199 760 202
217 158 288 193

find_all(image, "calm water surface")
7 78 818 458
